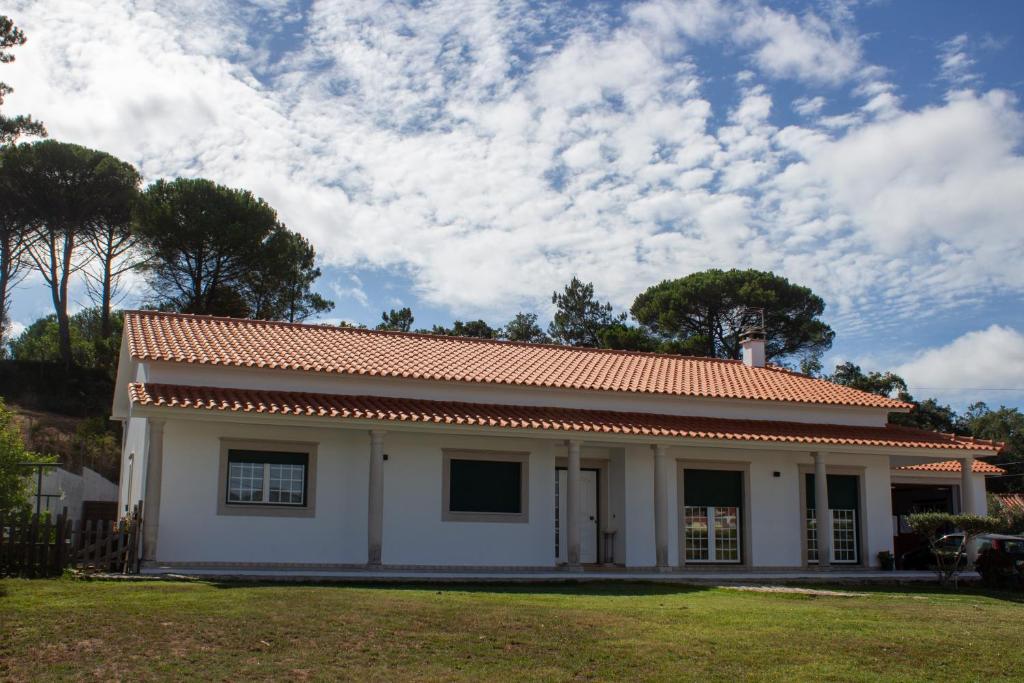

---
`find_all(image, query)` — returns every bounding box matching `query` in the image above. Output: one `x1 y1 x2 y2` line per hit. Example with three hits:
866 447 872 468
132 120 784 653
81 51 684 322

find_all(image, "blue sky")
4 0 1024 410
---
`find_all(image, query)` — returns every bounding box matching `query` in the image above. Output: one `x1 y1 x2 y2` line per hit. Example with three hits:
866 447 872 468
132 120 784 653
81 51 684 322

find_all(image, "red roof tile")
123 311 912 409
896 460 1005 474
995 493 1024 513
128 383 1000 452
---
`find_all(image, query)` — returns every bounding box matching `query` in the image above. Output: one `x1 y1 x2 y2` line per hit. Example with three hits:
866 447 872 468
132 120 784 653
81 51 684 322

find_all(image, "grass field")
1 578 1022 681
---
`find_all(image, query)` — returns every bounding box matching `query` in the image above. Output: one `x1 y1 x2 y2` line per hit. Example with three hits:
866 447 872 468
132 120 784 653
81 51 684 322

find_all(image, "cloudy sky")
4 0 1023 410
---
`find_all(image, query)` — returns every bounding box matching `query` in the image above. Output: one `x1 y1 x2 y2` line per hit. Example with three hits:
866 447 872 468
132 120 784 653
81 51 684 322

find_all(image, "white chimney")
740 327 766 368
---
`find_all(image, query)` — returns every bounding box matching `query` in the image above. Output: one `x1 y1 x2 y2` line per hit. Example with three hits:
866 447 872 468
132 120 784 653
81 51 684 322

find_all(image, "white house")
112 310 1003 574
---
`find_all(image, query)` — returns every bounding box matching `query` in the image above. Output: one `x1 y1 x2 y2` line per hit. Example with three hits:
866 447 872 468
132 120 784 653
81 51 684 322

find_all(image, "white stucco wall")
117 416 148 516
138 411 903 569
156 419 370 565
380 432 556 567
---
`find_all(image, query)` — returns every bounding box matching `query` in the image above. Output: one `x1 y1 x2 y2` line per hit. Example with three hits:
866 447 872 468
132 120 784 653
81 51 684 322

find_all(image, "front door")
557 469 599 564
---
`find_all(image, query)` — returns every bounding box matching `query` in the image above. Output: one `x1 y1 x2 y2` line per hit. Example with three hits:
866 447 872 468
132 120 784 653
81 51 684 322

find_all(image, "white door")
557 469 599 564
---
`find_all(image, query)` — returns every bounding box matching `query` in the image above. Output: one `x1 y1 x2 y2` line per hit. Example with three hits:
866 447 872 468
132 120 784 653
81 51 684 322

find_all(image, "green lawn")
1 579 1021 681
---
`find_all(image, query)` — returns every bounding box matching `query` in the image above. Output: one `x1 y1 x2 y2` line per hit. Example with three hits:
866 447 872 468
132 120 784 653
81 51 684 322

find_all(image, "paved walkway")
140 566 972 584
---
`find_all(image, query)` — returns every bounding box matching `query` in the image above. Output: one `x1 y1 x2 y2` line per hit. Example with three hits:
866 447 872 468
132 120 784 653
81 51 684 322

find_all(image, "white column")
566 440 582 568
960 456 979 563
141 419 165 563
960 456 977 514
368 430 386 566
653 444 670 569
813 452 831 567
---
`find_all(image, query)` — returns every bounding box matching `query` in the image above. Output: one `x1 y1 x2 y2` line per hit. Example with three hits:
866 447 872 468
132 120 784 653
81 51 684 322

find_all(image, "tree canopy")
3 140 140 368
0 16 46 144
135 178 332 320
430 319 498 338
548 276 624 347
377 307 414 332
500 312 549 343
631 269 834 363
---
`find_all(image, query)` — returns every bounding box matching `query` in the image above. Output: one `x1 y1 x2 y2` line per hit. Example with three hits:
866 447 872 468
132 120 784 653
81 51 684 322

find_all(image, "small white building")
112 311 1002 573
35 466 118 523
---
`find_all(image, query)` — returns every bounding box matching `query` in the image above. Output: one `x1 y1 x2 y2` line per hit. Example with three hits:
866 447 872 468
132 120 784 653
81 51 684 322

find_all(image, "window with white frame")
805 473 859 564
682 469 743 563
226 450 309 507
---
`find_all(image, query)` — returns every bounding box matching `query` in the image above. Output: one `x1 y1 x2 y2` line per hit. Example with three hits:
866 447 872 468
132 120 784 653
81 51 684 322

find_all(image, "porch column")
368 430 386 566
566 440 582 568
141 419 165 563
653 444 670 569
959 456 977 514
960 456 979 563
813 452 831 567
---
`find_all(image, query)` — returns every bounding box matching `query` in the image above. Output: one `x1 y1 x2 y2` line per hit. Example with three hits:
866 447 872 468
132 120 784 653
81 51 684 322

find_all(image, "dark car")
975 535 1024 587
900 533 1024 571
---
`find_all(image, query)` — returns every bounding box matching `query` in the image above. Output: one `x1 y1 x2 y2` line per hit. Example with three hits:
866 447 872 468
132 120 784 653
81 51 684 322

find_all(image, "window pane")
269 463 306 504
449 459 522 514
684 506 709 561
714 507 740 562
228 461 264 502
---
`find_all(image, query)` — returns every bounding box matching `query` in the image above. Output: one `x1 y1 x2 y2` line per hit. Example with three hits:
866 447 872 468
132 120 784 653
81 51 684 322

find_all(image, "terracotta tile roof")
995 493 1024 514
128 383 1000 452
123 311 911 409
896 459 1006 474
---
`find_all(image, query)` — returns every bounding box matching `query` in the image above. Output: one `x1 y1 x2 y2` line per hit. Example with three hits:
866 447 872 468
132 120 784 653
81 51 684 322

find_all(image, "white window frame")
217 439 317 518
806 507 859 564
683 505 741 563
227 460 307 506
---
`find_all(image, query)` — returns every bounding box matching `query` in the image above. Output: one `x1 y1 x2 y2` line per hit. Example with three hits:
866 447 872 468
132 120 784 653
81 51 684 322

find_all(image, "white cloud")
4 0 1023 347
896 325 1024 407
938 34 978 85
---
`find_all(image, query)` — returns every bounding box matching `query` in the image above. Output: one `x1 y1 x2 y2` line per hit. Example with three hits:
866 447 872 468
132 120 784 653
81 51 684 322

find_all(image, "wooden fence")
0 504 142 577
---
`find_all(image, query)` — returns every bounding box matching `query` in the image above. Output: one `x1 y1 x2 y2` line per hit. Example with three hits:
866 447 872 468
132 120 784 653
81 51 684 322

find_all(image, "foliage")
0 16 47 144
891 397 959 433
597 322 659 352
136 178 331 321
988 494 1024 534
0 154 34 352
377 307 414 332
631 269 834 362
907 512 1001 587
0 398 53 516
548 276 624 347
500 312 549 343
0 360 115 417
8 308 123 372
2 141 139 368
960 402 1024 492
430 319 498 338
828 362 908 398
241 229 334 323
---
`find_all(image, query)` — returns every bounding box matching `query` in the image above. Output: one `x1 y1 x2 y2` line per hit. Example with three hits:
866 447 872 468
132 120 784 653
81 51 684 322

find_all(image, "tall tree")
82 163 142 339
0 156 32 352
828 362 909 398
377 307 414 332
631 269 834 362
0 16 46 144
430 320 498 338
548 276 624 347
135 178 280 317
500 312 550 343
241 228 333 323
4 141 138 368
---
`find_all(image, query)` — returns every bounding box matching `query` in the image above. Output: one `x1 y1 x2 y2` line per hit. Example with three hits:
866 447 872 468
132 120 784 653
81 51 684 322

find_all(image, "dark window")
448 458 522 514
683 469 743 508
226 450 308 506
805 473 858 510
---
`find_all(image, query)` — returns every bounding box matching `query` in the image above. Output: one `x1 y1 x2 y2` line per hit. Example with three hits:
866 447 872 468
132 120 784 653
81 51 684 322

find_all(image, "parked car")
899 533 1024 571
975 535 1024 587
